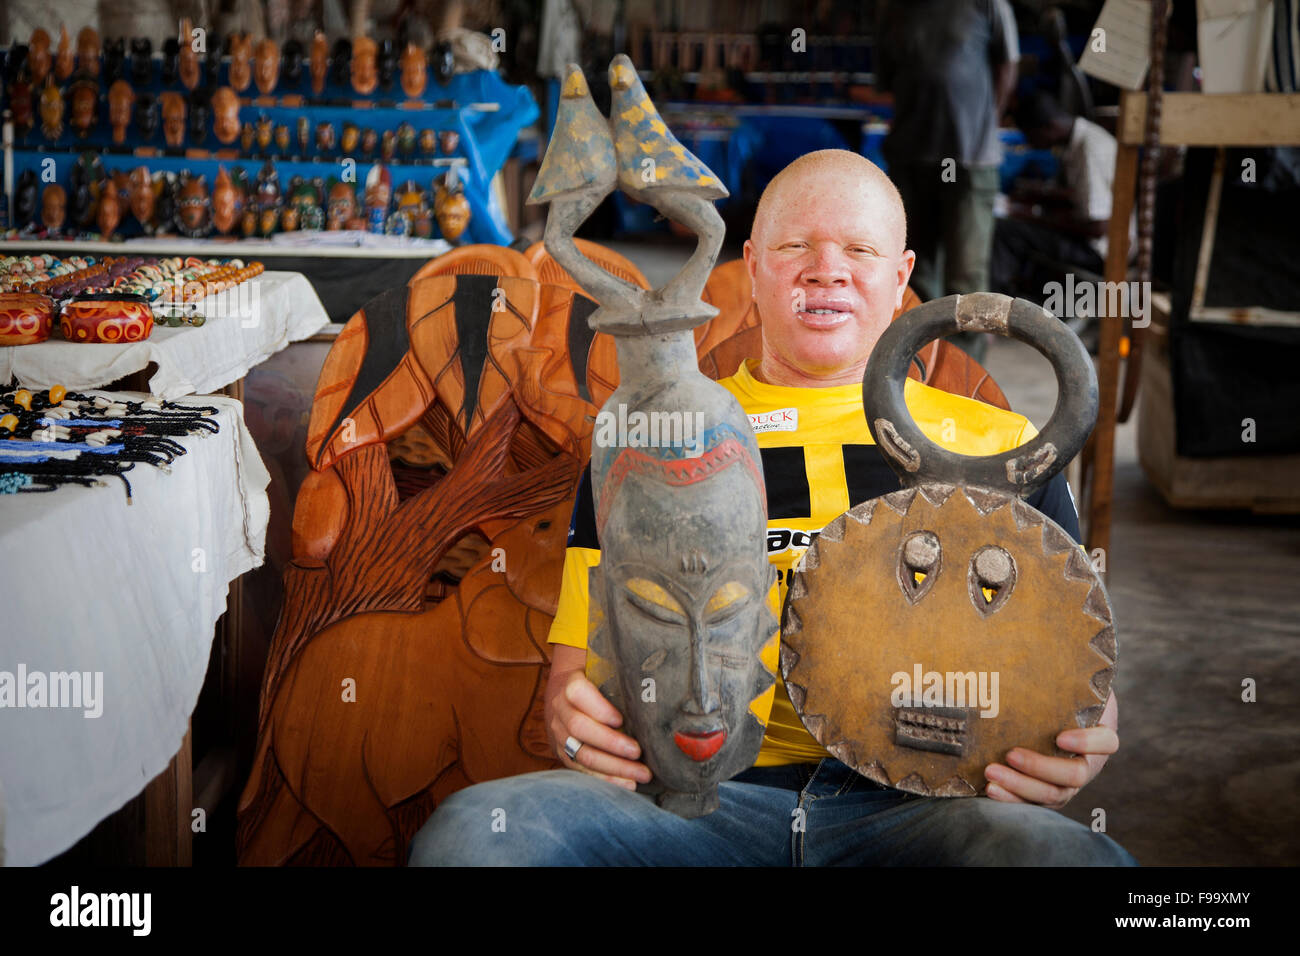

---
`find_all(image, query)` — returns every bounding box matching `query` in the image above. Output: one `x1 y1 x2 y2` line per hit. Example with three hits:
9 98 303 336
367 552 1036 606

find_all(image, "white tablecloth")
0 392 270 866
0 271 330 399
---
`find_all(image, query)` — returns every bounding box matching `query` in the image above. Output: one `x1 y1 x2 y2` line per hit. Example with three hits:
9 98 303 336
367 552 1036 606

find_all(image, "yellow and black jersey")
548 358 1081 767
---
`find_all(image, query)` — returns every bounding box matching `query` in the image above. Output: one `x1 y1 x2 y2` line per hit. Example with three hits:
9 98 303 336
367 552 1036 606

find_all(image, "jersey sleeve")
548 465 601 649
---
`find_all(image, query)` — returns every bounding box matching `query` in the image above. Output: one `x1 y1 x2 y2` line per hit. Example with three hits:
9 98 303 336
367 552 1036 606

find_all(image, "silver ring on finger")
563 735 583 760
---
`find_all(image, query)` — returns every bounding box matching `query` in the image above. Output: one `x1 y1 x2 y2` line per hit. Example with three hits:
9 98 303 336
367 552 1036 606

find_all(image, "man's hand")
545 644 652 791
984 690 1120 808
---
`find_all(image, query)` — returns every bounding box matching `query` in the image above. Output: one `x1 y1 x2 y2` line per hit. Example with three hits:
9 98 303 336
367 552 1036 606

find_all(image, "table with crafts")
0 268 328 865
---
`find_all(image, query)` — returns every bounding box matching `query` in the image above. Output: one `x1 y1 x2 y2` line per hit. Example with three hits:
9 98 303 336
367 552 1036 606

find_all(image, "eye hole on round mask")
968 545 1016 616
897 530 940 604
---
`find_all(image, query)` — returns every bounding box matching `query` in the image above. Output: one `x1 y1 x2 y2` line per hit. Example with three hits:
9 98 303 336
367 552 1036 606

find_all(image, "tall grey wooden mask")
528 57 776 816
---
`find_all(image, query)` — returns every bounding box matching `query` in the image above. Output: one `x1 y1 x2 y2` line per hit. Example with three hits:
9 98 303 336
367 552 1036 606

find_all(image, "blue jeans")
408 759 1137 866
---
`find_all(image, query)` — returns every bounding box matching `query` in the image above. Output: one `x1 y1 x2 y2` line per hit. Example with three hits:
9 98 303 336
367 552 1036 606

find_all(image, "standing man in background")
876 0 1020 362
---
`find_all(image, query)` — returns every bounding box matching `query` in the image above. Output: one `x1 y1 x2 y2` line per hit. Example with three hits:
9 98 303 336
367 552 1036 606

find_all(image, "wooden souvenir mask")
326 181 356 229
55 26 74 81
396 121 415 158
39 82 64 140
341 122 359 154
96 184 122 238
161 37 179 84
179 20 200 89
330 39 352 87
135 93 158 139
351 37 377 94
434 181 470 241
77 27 100 76
256 114 274 151
781 294 1113 798
281 39 304 86
42 184 67 232
254 39 280 95
175 174 211 235
378 39 397 90
161 92 186 147
188 89 211 144
128 166 155 225
316 121 335 153
15 170 39 226
130 38 152 85
103 37 126 84
228 34 253 91
588 427 777 819
29 29 52 85
212 87 241 143
70 81 98 137
213 166 240 234
526 59 770 816
10 79 34 134
310 32 329 94
400 43 427 98
109 80 135 143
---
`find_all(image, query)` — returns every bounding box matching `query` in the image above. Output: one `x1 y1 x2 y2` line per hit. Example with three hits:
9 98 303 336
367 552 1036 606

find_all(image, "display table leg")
144 720 193 866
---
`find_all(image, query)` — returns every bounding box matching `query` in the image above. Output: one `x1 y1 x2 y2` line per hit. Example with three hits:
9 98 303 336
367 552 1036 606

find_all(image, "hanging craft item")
528 59 773 818
41 185 67 235
96 184 123 240
352 36 378 95
781 293 1114 798
175 173 212 238
29 29 52 86
160 91 187 148
69 80 98 138
109 80 135 144
76 28 100 77
39 81 64 141
254 38 280 96
310 32 329 96
434 167 471 241
0 386 221 501
55 26 74 81
130 37 153 86
228 33 253 93
179 20 200 90
401 43 427 99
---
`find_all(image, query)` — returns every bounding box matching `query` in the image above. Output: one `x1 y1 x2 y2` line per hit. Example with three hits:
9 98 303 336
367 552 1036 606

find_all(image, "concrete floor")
614 236 1300 866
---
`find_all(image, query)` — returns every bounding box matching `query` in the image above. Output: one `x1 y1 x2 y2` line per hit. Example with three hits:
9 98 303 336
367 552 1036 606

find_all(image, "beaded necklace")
0 385 220 503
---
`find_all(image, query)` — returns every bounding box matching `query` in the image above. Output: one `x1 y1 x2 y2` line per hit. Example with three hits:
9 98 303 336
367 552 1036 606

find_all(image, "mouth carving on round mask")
587 425 777 817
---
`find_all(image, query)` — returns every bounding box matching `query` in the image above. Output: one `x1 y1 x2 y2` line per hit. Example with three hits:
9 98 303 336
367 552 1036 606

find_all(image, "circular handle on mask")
862 292 1097 496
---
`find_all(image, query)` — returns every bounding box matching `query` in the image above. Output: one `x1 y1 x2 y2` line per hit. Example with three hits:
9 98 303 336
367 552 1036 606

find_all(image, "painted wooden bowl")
0 293 56 345
60 294 155 343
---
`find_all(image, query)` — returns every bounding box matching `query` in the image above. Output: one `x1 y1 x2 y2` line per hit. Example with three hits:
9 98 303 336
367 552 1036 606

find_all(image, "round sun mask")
781 293 1114 798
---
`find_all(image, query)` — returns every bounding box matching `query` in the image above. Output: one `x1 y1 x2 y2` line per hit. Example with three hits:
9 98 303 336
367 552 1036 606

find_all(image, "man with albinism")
409 150 1135 866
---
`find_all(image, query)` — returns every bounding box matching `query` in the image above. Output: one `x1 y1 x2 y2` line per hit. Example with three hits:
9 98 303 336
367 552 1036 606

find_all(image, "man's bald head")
752 150 907 255
742 149 916 388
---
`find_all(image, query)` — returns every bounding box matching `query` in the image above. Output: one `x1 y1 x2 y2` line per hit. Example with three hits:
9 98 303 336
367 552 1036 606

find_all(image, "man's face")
744 170 914 386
